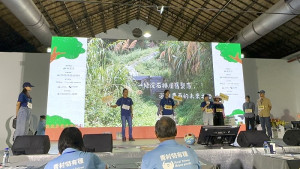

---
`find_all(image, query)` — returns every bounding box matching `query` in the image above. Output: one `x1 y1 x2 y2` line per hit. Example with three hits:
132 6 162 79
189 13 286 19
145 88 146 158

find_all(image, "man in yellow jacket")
257 90 272 138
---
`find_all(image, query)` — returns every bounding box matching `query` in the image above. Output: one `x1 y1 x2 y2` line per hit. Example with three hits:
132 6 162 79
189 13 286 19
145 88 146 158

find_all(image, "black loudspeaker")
83 134 113 152
237 131 270 147
12 135 50 155
283 130 300 146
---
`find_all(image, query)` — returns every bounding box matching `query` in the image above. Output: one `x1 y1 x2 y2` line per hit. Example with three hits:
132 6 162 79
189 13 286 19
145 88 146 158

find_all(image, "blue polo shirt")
17 92 31 107
45 148 106 169
116 97 133 116
200 101 214 110
213 103 224 113
142 140 201 169
160 97 175 115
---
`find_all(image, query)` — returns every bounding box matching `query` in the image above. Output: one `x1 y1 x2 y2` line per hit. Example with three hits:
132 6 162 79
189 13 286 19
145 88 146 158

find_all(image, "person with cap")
45 127 107 169
110 88 135 142
159 90 180 120
257 90 272 138
243 95 256 130
141 116 201 169
200 94 214 125
14 82 34 140
213 96 225 126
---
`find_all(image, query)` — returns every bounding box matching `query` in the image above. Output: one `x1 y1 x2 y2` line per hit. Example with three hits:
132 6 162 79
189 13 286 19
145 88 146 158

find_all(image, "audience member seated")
45 127 106 169
141 116 201 169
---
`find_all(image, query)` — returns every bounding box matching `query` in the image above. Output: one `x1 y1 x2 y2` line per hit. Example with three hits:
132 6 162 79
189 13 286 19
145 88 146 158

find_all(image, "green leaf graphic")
229 109 244 116
51 37 85 60
46 115 75 126
215 43 242 63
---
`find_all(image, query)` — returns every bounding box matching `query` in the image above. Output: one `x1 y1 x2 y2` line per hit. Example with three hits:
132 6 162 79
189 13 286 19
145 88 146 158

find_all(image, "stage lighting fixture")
143 32 151 38
47 47 51 53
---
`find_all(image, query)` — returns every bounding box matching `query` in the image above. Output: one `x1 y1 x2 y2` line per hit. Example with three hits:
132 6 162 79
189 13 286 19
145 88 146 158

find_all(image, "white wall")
243 58 300 121
0 52 49 149
96 19 177 40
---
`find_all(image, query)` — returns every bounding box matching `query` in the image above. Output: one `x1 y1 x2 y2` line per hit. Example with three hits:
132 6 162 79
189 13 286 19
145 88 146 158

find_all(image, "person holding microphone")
201 94 214 125
159 90 179 120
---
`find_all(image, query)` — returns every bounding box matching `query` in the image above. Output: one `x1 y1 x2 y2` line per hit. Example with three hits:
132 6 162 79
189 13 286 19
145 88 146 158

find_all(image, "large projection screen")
46 37 245 128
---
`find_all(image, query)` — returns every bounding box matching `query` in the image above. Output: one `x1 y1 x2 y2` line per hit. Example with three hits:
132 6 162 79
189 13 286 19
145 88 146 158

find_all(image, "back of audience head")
58 127 84 154
155 116 177 139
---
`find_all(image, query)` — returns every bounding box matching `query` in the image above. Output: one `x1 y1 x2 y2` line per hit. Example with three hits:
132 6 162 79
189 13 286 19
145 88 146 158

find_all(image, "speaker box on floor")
12 135 50 155
83 134 113 152
283 129 300 146
237 131 270 147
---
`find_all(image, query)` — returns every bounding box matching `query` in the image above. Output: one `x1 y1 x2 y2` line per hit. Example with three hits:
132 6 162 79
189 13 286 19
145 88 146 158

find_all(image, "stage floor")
5 138 300 169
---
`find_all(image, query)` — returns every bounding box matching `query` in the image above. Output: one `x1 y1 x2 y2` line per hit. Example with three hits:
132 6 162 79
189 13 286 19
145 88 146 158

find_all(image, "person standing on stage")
159 90 179 120
200 94 214 125
213 96 225 126
14 82 34 140
257 90 272 138
243 95 255 130
110 88 135 142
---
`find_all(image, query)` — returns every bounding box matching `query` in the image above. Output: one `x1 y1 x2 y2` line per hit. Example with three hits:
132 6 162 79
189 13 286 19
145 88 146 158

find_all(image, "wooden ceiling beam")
113 5 119 28
136 0 141 20
36 0 61 35
62 10 137 36
167 0 190 36
179 0 211 40
210 1 256 41
80 2 95 37
61 2 80 35
157 0 171 30
195 0 232 41
146 0 156 25
98 3 107 33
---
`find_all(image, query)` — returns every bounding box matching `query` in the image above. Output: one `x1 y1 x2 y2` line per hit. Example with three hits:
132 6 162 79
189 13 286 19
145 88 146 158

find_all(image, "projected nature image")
84 39 214 127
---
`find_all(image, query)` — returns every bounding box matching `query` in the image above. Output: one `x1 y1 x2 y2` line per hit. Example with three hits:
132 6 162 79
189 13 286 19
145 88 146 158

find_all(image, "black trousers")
214 112 224 126
245 117 255 130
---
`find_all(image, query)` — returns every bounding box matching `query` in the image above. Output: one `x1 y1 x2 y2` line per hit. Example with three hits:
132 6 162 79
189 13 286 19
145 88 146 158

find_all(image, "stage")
3 138 300 169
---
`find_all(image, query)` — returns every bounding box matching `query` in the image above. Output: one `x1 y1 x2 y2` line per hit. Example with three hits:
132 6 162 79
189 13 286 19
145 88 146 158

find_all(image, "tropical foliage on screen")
85 39 214 127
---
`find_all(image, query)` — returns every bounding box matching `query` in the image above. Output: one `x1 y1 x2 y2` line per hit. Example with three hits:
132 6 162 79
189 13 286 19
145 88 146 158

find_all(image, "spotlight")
143 32 151 38
157 5 164 14
160 6 164 14
47 47 51 53
241 53 244 58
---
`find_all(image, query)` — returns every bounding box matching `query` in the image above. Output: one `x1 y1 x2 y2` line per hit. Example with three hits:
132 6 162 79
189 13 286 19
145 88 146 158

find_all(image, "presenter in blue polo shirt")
110 88 135 141
141 116 201 169
14 82 34 140
45 127 106 169
200 94 214 125
159 90 179 120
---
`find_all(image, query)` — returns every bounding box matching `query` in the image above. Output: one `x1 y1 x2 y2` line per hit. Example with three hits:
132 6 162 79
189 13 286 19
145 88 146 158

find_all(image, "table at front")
5 154 215 169
253 154 300 169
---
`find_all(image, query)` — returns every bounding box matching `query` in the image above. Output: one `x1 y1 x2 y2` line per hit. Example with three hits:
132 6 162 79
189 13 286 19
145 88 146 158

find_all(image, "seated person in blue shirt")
159 90 179 120
36 115 46 135
45 127 106 169
141 116 201 169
